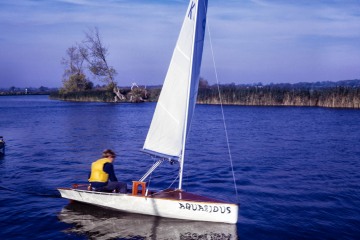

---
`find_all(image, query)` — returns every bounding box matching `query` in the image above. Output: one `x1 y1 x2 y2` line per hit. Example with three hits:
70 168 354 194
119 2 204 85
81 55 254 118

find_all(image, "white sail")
143 0 208 159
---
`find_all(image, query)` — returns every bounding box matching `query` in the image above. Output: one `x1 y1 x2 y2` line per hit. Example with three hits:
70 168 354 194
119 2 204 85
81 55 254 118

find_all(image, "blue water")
0 95 360 239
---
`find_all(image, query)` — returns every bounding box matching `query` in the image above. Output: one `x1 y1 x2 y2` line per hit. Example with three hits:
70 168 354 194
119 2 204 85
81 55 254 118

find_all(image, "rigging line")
144 156 179 197
144 156 156 196
169 172 180 189
206 19 239 203
148 169 180 197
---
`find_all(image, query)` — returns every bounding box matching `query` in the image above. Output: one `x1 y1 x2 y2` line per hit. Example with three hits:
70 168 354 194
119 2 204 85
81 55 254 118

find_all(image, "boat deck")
64 185 229 204
148 189 228 203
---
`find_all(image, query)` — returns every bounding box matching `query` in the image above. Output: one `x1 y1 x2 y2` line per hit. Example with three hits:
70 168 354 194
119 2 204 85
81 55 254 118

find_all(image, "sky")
0 0 359 88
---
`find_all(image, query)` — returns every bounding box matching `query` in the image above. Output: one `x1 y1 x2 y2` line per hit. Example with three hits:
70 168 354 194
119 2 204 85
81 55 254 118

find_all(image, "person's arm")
103 162 118 182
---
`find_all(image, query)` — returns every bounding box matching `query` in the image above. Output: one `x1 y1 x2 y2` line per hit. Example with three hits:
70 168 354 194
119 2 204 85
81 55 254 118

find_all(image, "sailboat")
58 0 239 224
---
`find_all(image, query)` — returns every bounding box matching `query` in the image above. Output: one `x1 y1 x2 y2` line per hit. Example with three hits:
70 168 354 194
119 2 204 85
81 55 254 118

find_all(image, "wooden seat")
132 181 146 196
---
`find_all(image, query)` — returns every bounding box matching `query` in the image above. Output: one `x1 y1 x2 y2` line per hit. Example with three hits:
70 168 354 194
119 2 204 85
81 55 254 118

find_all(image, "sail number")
179 202 231 214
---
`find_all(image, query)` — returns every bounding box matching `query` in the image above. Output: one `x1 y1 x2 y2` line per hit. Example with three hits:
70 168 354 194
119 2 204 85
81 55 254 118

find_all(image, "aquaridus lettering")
179 202 231 214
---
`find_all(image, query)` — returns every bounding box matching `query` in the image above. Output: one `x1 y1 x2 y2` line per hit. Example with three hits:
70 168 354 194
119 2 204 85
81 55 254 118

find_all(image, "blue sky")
0 0 359 88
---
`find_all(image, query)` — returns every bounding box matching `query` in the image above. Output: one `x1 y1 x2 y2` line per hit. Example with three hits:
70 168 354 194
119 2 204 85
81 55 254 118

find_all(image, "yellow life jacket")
88 158 112 182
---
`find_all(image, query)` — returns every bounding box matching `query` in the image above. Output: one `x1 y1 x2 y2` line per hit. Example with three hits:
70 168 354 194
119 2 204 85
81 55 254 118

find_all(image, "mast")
178 1 199 190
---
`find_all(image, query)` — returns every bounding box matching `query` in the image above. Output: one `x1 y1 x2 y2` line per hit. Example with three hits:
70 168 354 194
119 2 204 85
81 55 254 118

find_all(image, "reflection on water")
58 202 238 240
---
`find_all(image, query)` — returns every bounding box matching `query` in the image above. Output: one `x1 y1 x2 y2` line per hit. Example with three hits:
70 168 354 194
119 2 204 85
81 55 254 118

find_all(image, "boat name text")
178 203 231 214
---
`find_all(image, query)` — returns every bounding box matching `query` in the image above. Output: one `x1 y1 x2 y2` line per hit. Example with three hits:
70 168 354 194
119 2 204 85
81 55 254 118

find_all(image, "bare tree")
82 27 125 101
61 46 85 77
61 45 93 93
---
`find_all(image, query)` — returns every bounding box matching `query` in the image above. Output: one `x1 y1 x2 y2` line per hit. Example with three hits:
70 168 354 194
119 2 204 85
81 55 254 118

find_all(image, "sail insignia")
188 1 196 19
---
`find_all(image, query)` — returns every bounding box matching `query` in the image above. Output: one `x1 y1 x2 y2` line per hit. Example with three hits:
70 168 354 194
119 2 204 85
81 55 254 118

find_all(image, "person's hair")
102 149 116 158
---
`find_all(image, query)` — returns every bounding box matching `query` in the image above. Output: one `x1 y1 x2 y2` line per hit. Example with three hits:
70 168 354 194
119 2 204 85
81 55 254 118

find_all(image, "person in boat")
88 149 128 193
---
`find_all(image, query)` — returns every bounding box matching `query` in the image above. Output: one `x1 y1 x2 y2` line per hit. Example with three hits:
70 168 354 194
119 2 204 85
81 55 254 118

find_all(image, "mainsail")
143 0 208 161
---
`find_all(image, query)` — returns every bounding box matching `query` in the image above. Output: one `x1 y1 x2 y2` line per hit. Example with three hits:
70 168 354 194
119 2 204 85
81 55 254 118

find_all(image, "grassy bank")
198 85 360 108
50 81 360 109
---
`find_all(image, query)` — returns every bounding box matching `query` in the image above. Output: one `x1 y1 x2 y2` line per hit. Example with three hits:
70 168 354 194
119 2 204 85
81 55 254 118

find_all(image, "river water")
0 95 359 239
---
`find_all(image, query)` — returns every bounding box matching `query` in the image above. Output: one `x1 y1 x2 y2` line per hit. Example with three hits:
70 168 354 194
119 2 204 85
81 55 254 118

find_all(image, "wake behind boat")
58 0 239 224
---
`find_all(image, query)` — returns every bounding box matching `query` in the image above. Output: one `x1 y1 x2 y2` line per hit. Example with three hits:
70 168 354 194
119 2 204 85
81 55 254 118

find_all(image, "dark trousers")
104 181 128 193
91 181 128 193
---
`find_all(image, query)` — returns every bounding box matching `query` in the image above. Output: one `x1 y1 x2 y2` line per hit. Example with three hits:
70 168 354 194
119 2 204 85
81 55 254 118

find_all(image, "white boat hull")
58 188 238 224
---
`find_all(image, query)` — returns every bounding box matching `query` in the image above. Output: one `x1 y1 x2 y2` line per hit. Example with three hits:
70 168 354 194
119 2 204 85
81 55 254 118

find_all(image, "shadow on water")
58 202 238 240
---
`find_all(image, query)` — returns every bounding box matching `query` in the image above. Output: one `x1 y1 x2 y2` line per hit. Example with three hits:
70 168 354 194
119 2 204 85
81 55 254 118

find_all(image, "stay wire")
147 156 180 197
206 19 239 203
145 156 156 196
